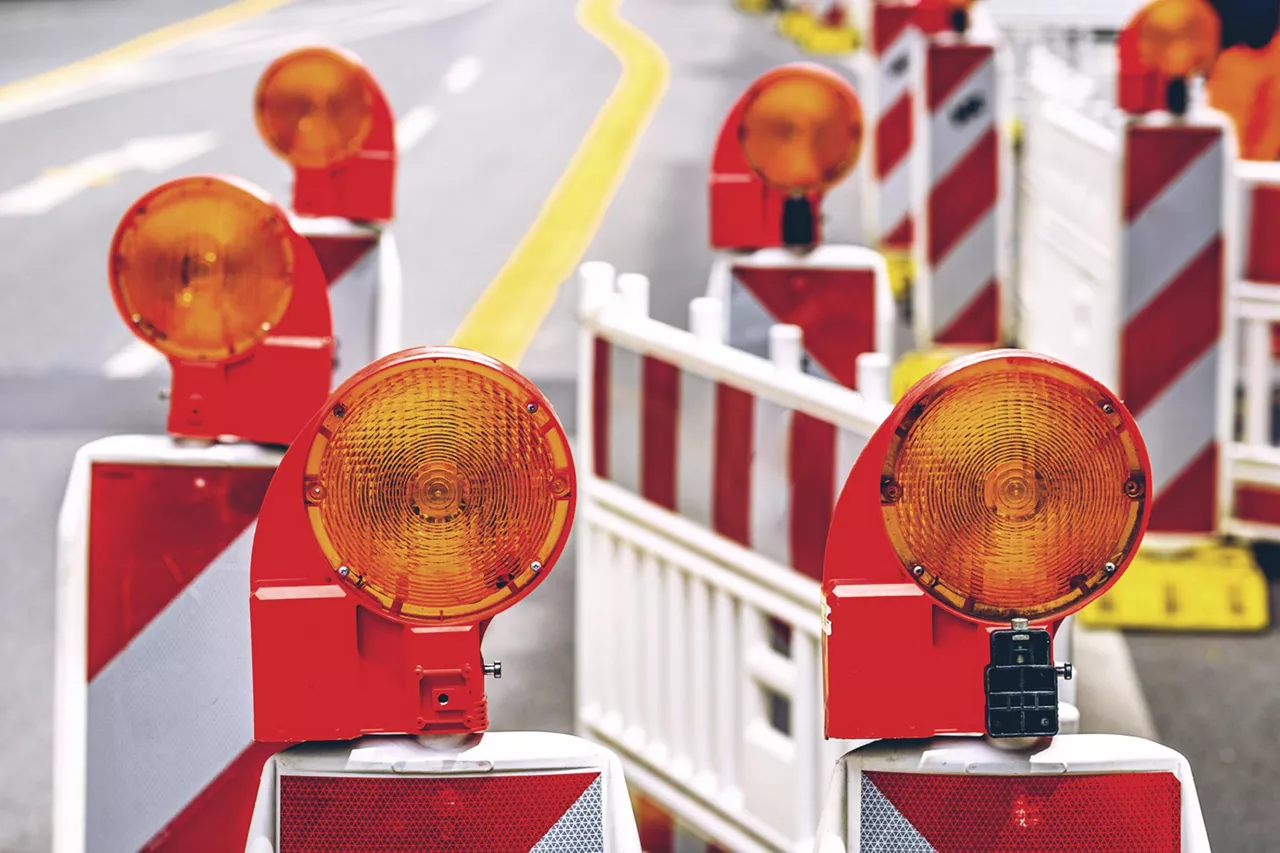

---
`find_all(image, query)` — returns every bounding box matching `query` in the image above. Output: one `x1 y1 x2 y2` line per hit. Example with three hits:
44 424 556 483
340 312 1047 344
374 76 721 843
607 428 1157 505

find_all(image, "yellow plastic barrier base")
1078 542 1271 632
890 346 982 402
733 0 774 13
881 249 914 302
796 23 861 55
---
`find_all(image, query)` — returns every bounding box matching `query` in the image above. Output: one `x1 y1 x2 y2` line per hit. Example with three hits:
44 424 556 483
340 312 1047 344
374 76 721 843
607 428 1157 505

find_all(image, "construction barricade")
1017 42 1268 630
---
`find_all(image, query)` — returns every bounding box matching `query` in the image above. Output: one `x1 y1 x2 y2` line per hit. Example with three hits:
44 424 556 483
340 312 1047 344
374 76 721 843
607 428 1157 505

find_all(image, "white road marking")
442 55 482 94
0 0 497 126
102 339 166 380
0 132 217 216
395 106 437 154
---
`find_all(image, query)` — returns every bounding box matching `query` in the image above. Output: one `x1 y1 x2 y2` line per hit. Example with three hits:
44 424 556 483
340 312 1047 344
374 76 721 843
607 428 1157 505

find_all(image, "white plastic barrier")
576 262 891 853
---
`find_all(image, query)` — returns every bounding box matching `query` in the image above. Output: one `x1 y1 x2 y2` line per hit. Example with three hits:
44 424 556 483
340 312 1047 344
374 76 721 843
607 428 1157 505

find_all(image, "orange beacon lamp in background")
822 350 1152 739
249 346 575 740
108 175 334 445
255 45 397 222
709 63 863 250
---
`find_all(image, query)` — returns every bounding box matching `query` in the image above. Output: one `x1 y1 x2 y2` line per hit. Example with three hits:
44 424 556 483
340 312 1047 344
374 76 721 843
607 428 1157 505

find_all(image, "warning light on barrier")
710 63 862 250
1135 0 1221 78
255 46 375 170
738 66 863 195
303 351 574 623
254 45 396 221
881 357 1148 622
108 175 334 444
251 346 575 741
823 351 1152 741
111 177 294 362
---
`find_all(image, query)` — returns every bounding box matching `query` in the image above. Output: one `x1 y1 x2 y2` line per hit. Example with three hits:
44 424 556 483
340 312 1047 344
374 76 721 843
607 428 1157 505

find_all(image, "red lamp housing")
108 175 334 446
822 350 1152 740
255 45 397 222
249 347 576 742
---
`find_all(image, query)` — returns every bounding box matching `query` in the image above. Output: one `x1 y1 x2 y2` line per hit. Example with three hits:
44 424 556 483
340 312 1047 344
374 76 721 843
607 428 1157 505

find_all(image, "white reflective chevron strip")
879 153 912 244
1123 138 1224 322
1137 346 1218 495
926 54 996 186
858 775 936 852
676 370 715 527
875 29 918 121
608 344 643 494
930 209 997 337
87 524 257 853
532 776 606 852
834 426 867 505
751 397 793 566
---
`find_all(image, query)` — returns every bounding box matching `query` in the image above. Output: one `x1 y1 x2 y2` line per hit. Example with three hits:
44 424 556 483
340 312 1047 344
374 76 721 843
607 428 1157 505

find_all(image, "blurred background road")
0 1 1274 850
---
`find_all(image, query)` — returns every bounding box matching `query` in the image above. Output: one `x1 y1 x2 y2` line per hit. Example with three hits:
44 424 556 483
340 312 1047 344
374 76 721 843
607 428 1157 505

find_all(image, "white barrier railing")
575 262 891 853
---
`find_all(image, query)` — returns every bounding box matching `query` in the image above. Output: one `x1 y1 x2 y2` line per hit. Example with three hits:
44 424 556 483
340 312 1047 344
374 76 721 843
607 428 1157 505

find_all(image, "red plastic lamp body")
708 64 841 251
1118 15 1171 114
821 351 1152 740
249 348 575 743
292 86 396 222
162 226 333 446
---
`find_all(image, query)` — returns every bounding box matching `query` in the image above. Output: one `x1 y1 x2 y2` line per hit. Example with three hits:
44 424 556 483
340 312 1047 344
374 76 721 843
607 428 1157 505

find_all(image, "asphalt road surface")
0 1 1275 851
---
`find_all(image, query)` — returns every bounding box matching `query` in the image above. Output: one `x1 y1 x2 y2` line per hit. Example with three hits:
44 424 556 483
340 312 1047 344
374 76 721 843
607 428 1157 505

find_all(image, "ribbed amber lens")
255 47 374 168
109 177 294 362
739 69 863 194
1136 0 1221 78
304 350 575 624
881 356 1148 622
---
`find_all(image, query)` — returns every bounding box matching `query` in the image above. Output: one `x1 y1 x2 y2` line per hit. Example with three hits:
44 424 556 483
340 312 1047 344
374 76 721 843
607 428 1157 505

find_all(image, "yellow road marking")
448 0 670 364
0 0 295 107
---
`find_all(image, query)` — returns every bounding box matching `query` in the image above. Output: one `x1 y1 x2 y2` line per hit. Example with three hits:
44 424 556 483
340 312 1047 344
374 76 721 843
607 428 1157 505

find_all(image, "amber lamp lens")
881 355 1148 622
304 350 575 624
109 177 294 362
255 47 374 168
739 69 863 194
1136 0 1221 78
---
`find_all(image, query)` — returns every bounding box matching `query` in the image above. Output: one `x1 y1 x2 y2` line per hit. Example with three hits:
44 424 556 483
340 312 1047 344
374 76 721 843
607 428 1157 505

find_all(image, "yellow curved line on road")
0 0 296 106
448 0 670 364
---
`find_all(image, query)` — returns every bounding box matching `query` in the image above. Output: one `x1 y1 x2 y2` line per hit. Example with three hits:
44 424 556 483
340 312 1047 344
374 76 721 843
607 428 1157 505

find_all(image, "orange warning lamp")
255 46 396 221
1119 0 1221 114
250 347 575 741
109 175 334 445
1207 36 1280 160
823 351 1151 740
710 64 862 250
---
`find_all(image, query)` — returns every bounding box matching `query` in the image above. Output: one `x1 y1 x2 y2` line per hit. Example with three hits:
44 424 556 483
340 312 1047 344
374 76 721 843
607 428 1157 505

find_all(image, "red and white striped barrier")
912 37 1006 347
576 261 890 852
813 735 1211 852
858 3 922 259
243 734 642 852
592 268 888 581
53 436 280 853
708 245 893 390
1020 51 1237 540
1120 123 1227 536
292 217 402 382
